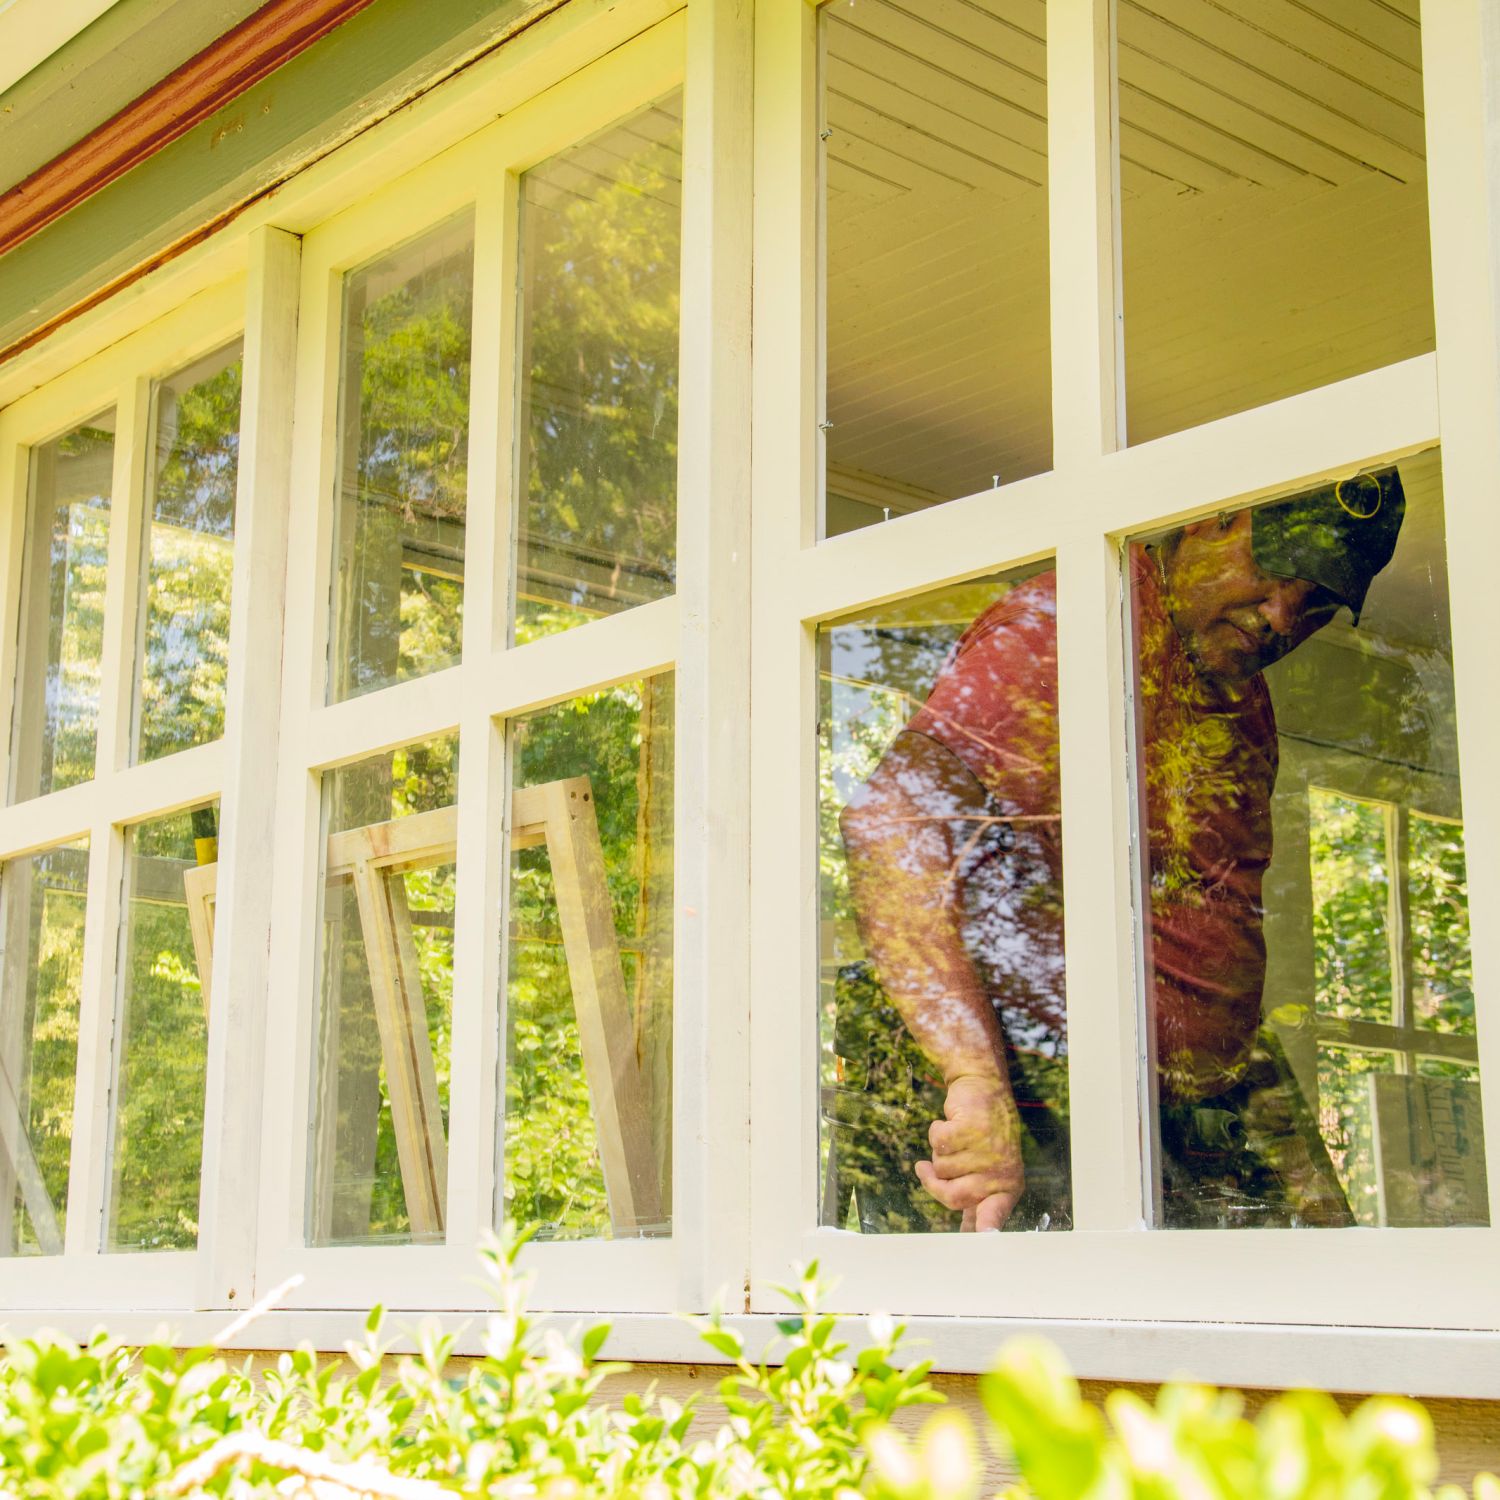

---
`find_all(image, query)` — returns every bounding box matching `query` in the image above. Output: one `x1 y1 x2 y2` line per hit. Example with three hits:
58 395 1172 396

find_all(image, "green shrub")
0 1230 1491 1499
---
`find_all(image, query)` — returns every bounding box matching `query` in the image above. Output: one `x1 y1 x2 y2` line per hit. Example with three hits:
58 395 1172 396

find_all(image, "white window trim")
0 0 1497 1397
748 0 1500 1347
0 281 244 1311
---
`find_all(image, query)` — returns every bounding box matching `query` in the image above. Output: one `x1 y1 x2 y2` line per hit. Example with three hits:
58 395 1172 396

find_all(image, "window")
330 219 474 703
515 101 683 638
250 23 689 1314
10 415 114 803
0 281 244 1293
1 0 1498 1390
1117 1 1432 443
819 0 1050 537
311 738 458 1247
106 806 218 1251
133 342 242 760
0 840 88 1256
751 0 1500 1345
1128 454 1485 1231
818 569 1069 1235
503 676 674 1241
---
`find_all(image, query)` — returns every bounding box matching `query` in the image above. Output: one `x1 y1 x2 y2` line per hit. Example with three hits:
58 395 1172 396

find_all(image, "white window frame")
0 279 246 1310
747 0 1500 1375
0 0 1498 1398
0 0 753 1327
257 19 690 1312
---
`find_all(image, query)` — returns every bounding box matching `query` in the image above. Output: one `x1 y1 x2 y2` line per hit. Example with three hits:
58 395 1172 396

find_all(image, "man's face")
1160 510 1341 684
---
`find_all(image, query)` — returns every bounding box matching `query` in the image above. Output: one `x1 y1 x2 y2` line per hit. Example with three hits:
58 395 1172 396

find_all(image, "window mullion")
673 0 755 1312
61 814 123 1258
445 179 508 1250
1053 530 1145 1232
192 228 301 1312
748 0 818 1304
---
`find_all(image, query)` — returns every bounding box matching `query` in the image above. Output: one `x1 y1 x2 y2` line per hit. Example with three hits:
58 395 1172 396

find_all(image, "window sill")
1 1307 1496 1400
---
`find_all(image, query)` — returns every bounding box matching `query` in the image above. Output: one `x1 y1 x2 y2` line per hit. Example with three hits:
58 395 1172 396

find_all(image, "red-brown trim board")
0 0 379 260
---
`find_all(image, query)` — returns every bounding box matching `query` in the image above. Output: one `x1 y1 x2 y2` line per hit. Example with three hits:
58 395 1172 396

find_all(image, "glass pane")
330 215 474 702
10 415 114 802
1316 1043 1391 1227
818 568 1069 1234
310 736 457 1245
1118 2 1432 444
1409 811 1474 1035
1309 789 1393 1026
1130 449 1486 1228
106 805 216 1251
514 96 682 641
821 0 1050 538
134 343 242 762
502 674 674 1240
0 840 88 1256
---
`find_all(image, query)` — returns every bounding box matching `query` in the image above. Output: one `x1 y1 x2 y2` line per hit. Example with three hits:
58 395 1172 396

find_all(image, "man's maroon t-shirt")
906 552 1278 1101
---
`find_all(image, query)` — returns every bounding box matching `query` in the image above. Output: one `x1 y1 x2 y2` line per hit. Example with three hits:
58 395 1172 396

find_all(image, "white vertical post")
1053 532 1145 1231
748 0 818 1301
1420 0 1500 1226
64 821 123 1256
194 227 301 1309
476 173 519 1239
675 0 755 1309
1047 0 1143 1231
447 184 506 1250
0 437 33 804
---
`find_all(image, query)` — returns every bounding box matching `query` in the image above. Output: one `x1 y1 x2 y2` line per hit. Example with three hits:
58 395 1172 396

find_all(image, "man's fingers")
915 1160 1019 1214
973 1191 1020 1233
928 1148 998 1181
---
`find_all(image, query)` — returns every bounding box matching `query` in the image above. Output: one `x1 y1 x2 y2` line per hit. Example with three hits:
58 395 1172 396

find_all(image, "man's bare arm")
839 730 1024 1231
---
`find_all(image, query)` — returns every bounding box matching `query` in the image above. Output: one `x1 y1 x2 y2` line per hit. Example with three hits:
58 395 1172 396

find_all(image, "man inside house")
837 469 1406 1232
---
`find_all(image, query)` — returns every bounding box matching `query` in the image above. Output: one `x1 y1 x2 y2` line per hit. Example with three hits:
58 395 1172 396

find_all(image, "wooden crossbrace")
0 1051 62 1254
184 777 662 1239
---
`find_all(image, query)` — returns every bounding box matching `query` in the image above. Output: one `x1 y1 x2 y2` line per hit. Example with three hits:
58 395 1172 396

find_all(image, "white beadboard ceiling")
823 0 1433 507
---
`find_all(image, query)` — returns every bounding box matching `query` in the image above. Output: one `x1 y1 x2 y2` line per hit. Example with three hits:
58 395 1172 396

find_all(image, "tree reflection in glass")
502 674 674 1240
10 417 114 802
310 736 457 1245
514 95 682 642
134 344 242 761
106 806 215 1251
0 840 88 1256
330 216 473 702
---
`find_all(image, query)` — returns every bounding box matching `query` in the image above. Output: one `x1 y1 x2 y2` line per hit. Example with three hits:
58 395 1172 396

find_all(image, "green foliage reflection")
1 842 87 1256
137 347 241 762
504 675 673 1240
107 809 212 1251
333 217 472 701
516 97 681 639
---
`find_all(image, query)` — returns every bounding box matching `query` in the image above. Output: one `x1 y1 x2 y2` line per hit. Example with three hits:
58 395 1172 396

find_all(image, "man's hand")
914 1072 1025 1232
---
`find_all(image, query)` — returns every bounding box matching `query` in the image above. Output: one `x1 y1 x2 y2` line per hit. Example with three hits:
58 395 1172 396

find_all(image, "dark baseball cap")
1250 466 1406 626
